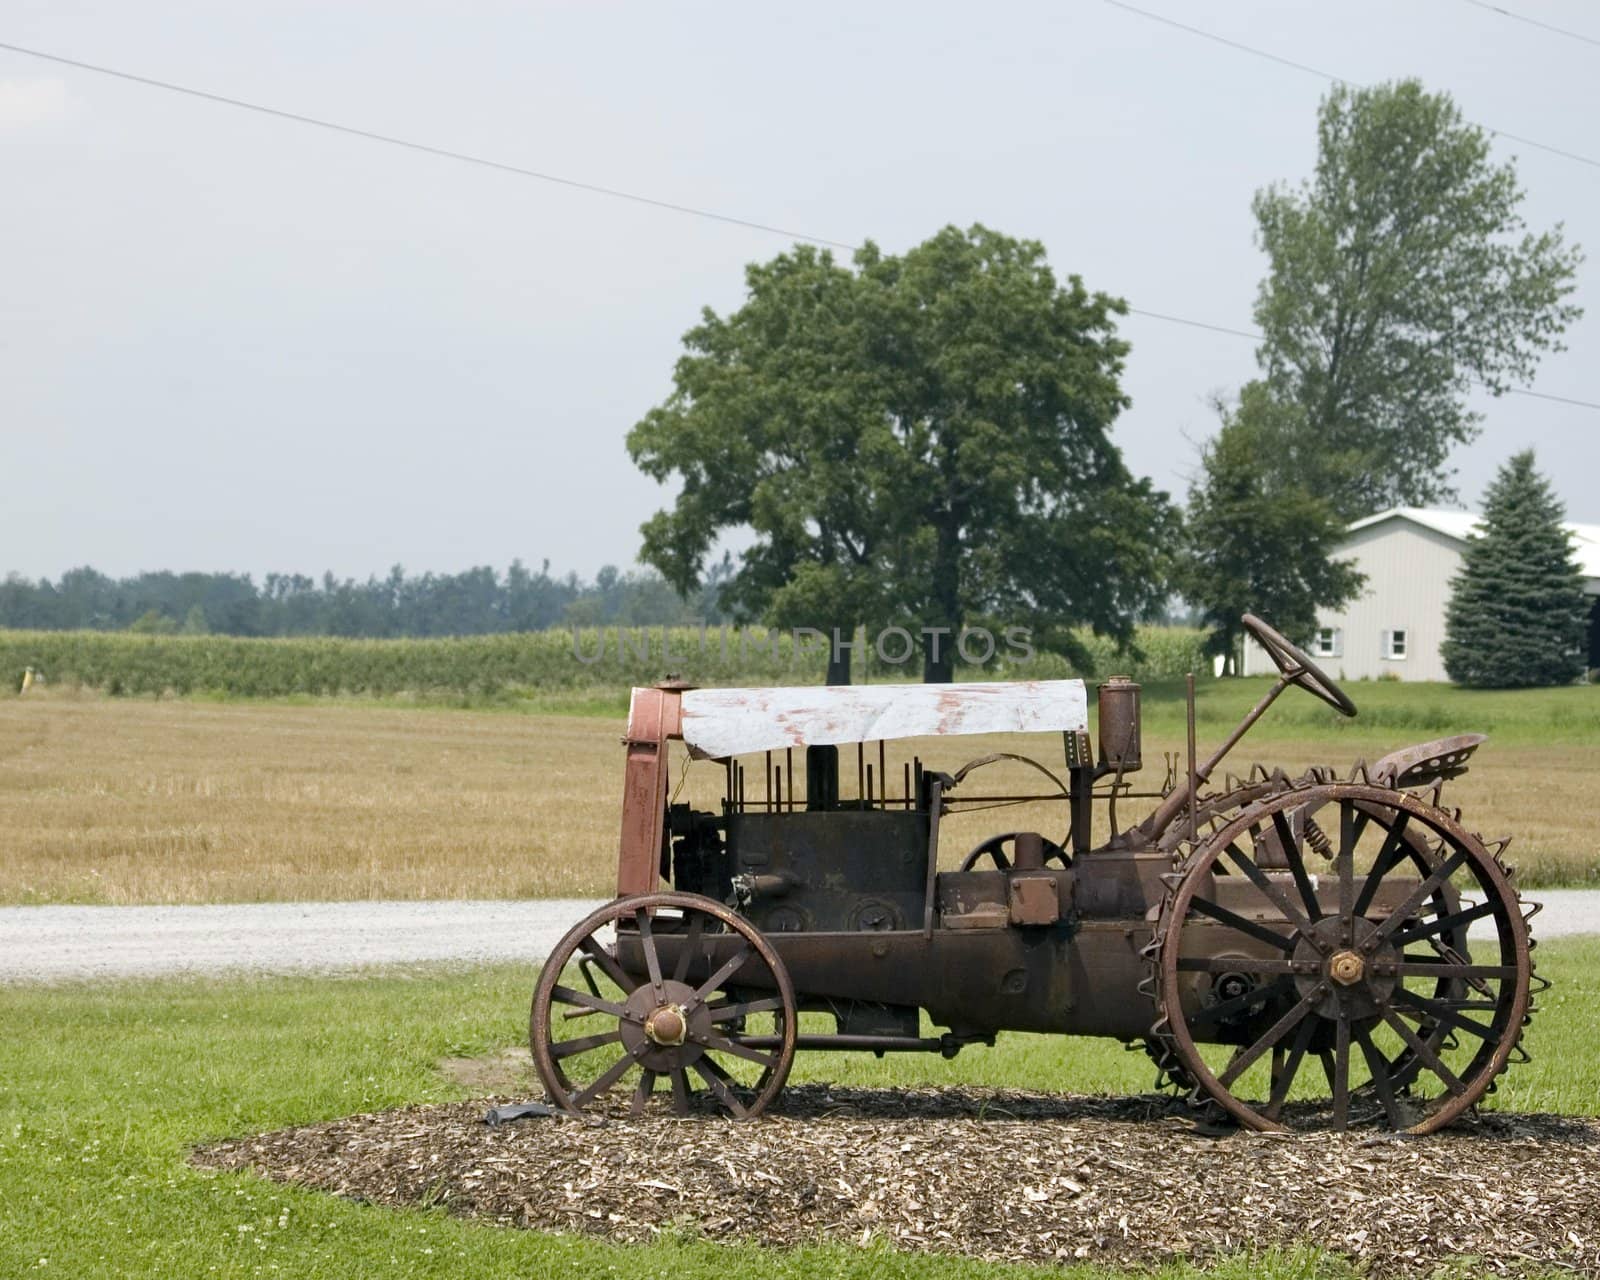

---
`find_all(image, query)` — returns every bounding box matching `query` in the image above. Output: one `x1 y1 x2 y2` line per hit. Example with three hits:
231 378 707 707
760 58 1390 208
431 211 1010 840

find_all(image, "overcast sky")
4 0 1597 583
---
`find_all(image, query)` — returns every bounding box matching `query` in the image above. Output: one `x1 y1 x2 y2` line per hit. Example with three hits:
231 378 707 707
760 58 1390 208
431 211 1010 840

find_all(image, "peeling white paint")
679 679 1088 759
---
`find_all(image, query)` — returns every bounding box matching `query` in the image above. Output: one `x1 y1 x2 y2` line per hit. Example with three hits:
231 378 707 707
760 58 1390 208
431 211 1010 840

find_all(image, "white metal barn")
1241 507 1600 683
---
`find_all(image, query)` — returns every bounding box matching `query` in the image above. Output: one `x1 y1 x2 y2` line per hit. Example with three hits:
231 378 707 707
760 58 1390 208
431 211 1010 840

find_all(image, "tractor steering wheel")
957 832 1070 873
1241 613 1358 719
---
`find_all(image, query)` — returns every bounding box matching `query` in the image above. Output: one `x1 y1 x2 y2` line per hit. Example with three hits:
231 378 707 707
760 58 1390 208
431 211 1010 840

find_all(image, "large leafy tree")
1250 79 1582 520
1441 450 1589 688
1178 386 1364 670
627 225 1174 683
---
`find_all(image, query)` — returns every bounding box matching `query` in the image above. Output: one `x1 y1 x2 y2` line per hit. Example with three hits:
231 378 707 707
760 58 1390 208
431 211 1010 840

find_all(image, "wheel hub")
1293 916 1396 1019
645 1004 688 1046
620 979 710 1071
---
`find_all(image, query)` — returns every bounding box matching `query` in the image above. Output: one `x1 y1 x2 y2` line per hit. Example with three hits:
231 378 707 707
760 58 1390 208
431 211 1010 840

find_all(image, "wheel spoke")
635 907 665 994
577 935 641 994
629 1070 657 1118
708 995 788 1022
689 942 754 1007
1336 803 1359 946
1189 976 1293 1027
1355 1025 1403 1128
1380 1006 1466 1096
1264 1015 1317 1121
1392 962 1516 980
1409 997 1502 1012
1353 812 1410 918
1219 985 1324 1088
691 1058 749 1118
1339 802 1371 861
549 1028 623 1060
1393 988 1499 1040
1331 1005 1351 1129
1223 843 1318 938
1271 810 1322 921
1390 899 1498 948
669 1068 692 1116
672 912 706 984
1367 848 1472 948
550 984 633 1020
691 1029 779 1067
570 1051 637 1109
1187 896 1296 953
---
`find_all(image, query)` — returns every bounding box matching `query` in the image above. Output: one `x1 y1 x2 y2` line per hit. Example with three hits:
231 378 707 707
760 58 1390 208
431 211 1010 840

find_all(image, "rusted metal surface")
1007 873 1060 925
1096 677 1142 773
533 614 1539 1132
1147 782 1534 1134
615 686 684 897
678 678 1088 760
1371 733 1487 787
530 892 797 1119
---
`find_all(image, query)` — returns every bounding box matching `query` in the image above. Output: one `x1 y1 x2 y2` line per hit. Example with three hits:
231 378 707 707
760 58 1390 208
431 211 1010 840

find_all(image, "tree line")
0 559 733 638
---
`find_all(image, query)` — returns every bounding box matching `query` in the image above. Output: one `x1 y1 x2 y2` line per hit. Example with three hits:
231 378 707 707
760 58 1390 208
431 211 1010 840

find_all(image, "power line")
1501 386 1600 410
1458 0 1600 50
1120 307 1261 341
0 38 860 252
1101 0 1600 172
1 34 1596 414
1112 310 1600 411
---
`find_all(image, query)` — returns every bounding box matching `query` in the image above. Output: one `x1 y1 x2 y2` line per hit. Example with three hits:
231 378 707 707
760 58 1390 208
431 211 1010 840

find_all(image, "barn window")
1313 628 1341 658
1383 629 1408 660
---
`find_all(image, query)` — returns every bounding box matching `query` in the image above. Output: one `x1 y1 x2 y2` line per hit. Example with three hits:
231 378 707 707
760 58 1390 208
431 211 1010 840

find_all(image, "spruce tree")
1441 451 1588 687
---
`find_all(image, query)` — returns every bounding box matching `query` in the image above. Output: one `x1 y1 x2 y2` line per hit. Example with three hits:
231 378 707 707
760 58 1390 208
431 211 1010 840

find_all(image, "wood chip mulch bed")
192 1086 1600 1276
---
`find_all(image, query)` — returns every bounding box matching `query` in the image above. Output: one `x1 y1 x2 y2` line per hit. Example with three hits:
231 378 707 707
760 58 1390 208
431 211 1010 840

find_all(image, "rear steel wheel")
531 892 797 1120
1150 783 1534 1133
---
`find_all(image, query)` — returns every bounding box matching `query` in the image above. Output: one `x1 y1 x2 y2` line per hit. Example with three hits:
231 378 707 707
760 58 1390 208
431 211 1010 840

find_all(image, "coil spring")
1303 816 1334 860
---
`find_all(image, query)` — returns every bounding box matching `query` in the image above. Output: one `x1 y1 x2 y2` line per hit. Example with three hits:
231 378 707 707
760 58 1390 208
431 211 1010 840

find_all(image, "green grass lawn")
1138 674 1600 746
3 941 1595 1279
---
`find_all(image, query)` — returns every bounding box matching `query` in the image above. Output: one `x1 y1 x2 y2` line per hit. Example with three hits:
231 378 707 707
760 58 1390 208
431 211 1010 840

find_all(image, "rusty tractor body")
532 615 1539 1132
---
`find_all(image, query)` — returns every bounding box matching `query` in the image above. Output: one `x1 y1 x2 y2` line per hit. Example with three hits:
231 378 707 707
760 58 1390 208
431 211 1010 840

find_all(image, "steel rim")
1154 783 1532 1133
531 891 797 1120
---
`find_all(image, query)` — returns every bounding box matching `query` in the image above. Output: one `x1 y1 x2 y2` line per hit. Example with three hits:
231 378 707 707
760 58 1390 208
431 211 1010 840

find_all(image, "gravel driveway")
2 891 1595 983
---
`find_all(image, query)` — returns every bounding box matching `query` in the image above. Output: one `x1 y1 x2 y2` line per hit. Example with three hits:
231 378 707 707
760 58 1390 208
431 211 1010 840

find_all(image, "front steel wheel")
531 892 797 1120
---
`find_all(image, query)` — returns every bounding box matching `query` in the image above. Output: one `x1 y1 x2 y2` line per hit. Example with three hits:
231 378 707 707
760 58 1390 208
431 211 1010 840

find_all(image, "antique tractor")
532 615 1538 1132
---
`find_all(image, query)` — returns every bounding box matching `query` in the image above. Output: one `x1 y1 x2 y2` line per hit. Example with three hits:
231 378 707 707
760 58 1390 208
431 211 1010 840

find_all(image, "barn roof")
1346 507 1600 582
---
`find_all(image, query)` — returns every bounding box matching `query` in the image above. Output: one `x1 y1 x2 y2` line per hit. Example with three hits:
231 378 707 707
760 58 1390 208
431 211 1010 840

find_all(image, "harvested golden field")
0 690 1595 904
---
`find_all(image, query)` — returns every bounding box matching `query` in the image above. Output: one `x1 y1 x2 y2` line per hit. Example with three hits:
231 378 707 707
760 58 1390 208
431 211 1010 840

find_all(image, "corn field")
0 625 1211 699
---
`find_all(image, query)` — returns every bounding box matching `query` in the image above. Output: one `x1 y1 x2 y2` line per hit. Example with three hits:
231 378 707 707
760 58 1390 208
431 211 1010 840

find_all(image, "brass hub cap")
644 1005 688 1046
1329 950 1365 986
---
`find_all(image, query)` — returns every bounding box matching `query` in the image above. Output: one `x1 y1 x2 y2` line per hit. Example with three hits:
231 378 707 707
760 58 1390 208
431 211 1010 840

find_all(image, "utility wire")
1496 386 1600 410
1 34 1596 413
1119 308 1262 341
1112 310 1600 411
1458 0 1600 50
1102 0 1600 171
0 38 860 252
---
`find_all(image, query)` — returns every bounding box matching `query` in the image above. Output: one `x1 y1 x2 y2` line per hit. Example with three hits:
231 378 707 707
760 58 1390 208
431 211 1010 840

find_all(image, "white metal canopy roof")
677 678 1088 759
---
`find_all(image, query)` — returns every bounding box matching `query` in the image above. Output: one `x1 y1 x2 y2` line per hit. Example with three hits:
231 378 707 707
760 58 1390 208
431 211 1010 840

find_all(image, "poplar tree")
1252 80 1582 518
